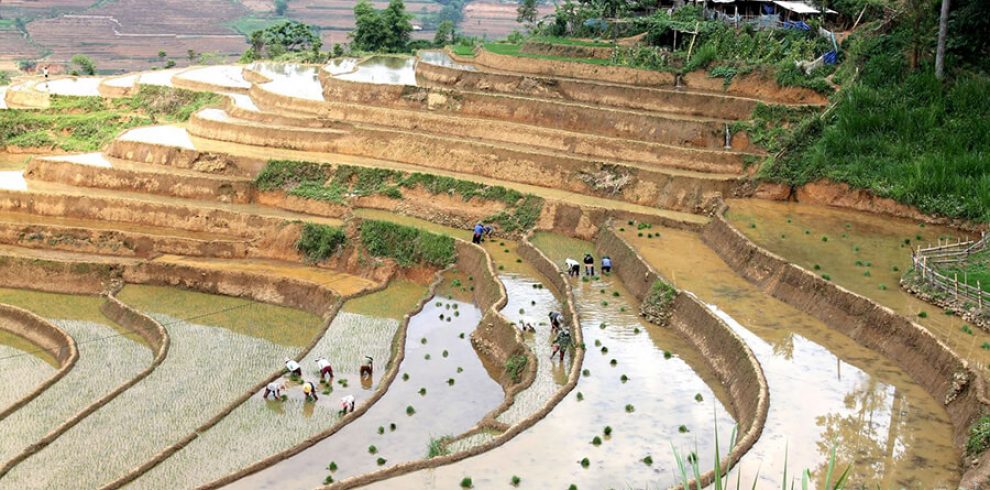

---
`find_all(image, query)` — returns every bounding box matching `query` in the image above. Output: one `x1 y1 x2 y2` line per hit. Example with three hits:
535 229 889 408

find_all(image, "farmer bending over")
565 258 580 277
360 356 374 378
583 253 595 276
551 328 572 362
262 381 285 400
472 223 484 244
548 311 564 333
302 380 319 402
316 357 334 382
601 256 612 274
340 394 356 414
285 358 302 377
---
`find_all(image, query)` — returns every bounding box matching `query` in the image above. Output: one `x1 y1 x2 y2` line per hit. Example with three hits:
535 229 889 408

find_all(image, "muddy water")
620 224 959 488
226 288 502 489
417 50 477 71
250 63 324 101
0 330 56 411
1 286 321 488
0 290 150 467
335 56 417 86
727 198 990 370
374 233 732 489
130 280 427 489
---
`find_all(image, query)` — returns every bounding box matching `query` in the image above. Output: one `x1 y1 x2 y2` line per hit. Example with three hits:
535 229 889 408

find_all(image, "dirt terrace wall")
537 200 705 242
98 77 138 98
596 226 768 489
0 296 171 479
26 158 254 204
418 58 758 121
106 138 265 178
320 75 734 150
520 41 614 59
0 255 119 294
171 73 250 96
247 83 325 118
0 305 79 421
189 109 349 153
186 112 739 213
328 237 584 490
458 49 826 105
701 205 990 487
315 98 746 175
3 84 50 109
228 89 331 129
0 189 294 240
201 267 446 490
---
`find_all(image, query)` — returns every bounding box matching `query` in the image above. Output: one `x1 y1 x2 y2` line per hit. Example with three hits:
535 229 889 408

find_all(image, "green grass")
504 354 528 383
226 15 287 36
451 44 475 57
528 35 612 47
0 86 218 152
360 219 456 267
296 223 347 262
936 249 990 293
426 436 452 458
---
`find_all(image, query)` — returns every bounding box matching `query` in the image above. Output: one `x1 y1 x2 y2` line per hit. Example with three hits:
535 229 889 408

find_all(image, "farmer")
360 356 374 378
302 380 319 402
601 256 613 274
583 253 595 276
483 224 496 240
565 258 580 277
340 394 356 414
548 311 564 333
472 223 484 244
315 356 334 382
262 381 285 400
285 358 302 377
551 328 571 362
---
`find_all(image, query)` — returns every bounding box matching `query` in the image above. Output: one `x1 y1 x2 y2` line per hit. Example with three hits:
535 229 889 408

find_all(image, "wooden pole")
955 273 959 299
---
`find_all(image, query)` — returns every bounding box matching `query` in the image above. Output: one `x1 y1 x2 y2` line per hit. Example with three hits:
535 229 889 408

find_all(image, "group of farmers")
262 355 374 415
565 253 612 277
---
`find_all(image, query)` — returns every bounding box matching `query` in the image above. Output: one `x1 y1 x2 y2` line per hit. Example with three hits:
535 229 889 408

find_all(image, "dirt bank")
701 203 990 487
418 58 758 121
0 305 79 421
106 137 265 178
595 226 768 489
520 41 614 59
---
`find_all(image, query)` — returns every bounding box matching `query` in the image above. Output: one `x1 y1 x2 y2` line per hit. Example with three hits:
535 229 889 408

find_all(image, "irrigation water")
0 329 56 412
375 233 732 489
620 224 959 488
334 56 417 86
226 279 502 489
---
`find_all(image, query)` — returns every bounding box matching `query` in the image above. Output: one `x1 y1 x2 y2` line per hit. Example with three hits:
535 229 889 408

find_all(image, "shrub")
968 416 990 455
427 436 452 458
361 220 456 267
505 354 528 383
296 223 346 262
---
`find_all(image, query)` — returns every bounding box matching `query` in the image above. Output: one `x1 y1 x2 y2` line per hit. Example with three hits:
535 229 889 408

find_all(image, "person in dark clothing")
548 311 564 333
472 223 484 244
583 253 595 276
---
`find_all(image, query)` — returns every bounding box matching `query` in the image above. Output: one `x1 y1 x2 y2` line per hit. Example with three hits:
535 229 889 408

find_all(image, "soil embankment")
702 203 990 486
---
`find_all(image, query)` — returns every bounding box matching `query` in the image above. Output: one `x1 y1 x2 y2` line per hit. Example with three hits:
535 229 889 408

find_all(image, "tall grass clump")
504 354 528 383
360 220 456 267
427 436 453 458
296 223 347 262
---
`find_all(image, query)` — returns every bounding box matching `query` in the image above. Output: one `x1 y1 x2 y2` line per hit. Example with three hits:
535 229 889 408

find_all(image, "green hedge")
360 220 456 267
296 223 347 262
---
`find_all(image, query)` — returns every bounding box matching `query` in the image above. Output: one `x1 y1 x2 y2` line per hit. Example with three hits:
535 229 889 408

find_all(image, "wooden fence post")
955 273 959 299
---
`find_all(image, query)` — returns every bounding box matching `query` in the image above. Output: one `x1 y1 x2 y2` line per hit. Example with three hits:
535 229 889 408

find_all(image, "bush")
296 223 347 262
360 220 456 267
504 354 528 383
968 416 990 455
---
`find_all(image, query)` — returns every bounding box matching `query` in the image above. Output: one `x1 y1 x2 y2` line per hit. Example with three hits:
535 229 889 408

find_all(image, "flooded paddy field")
334 56 417 86
619 224 959 488
0 329 56 412
0 286 322 488
250 62 324 101
726 198 990 370
129 280 426 489
378 233 732 489
0 289 150 466
226 277 502 489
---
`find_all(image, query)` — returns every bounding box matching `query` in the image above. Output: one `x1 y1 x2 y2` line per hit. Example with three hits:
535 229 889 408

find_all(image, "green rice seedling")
406 405 416 415
648 233 654 238
600 289 606 294
376 457 386 466
530 300 536 305
855 260 864 266
436 301 442 307
787 218 792 223
424 354 431 360
916 235 923 241
582 276 590 282
421 337 427 344
892 265 900 272
454 311 459 317
446 317 452 322
633 327 641 334
620 307 626 312
601 346 608 354
402 373 410 381
604 426 612 436
595 339 602 347
582 369 590 377
368 445 377 454
580 457 590 468
865 261 872 267
504 249 510 253
610 359 617 366
749 224 756 229
879 284 888 290
695 393 703 402
663 351 672 359
625 404 635 413
678 425 689 433
439 314 446 320
418 388 427 396
628 220 635 225
918 311 928 318
443 350 449 357
576 392 584 401
962 325 974 335
600 322 607 329
601 301 609 306
863 271 871 277
642 455 653 465
322 388 332 395
500 242 505 246
511 475 521 486
568 485 577 490
459 333 465 339
813 264 821 270
457 367 463 373
280 394 288 401
519 308 525 314
327 461 338 472
822 273 831 281
389 423 396 431
324 475 334 484
592 436 602 446
841 233 848 238
377 426 385 435
638 232 644 237
620 374 629 383
781 234 786 239
498 265 505 270
619 227 625 232
447 378 455 386
612 291 620 297
982 342 990 350
460 477 473 488
805 230 810 235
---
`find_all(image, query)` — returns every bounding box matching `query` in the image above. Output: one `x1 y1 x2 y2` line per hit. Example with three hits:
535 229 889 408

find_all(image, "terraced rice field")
0 330 56 412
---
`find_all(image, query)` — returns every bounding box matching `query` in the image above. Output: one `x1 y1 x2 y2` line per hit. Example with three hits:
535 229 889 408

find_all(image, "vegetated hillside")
761 0 990 222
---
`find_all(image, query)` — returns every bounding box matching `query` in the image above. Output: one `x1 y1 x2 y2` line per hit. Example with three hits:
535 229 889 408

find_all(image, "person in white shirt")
262 381 285 400
565 258 580 277
340 394 356 414
285 358 302 377
316 357 334 382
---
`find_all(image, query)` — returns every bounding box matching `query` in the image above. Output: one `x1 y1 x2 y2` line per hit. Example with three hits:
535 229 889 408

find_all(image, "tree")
935 0 950 79
517 0 538 26
381 0 413 52
433 19 455 45
187 49 196 61
275 0 288 16
245 20 322 60
70 54 96 75
351 0 388 51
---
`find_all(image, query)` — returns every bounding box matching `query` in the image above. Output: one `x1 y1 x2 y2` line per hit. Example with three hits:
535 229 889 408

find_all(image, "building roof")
772 1 837 14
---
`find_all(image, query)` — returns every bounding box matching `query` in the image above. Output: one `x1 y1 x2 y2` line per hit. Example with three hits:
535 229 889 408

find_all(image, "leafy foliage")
360 220 456 267
504 354 528 383
296 223 347 262
351 0 413 53
242 20 322 62
70 54 96 76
